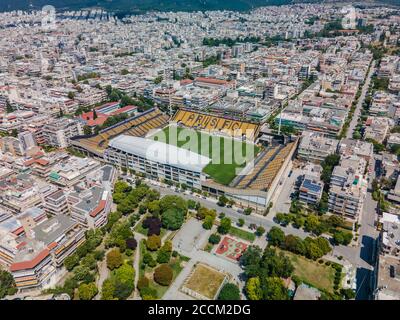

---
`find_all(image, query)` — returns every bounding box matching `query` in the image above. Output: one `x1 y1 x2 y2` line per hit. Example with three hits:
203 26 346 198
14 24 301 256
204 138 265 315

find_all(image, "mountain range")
0 0 397 14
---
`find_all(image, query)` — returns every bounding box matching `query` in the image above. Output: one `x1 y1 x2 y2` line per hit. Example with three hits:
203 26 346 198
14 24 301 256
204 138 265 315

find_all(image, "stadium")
71 107 297 211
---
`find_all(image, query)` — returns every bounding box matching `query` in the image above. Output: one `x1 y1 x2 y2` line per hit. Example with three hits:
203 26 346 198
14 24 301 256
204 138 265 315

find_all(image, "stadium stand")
71 108 169 156
232 142 297 191
173 109 260 141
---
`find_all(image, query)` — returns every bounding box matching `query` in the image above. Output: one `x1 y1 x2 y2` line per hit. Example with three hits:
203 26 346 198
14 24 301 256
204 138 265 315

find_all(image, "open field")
182 263 226 299
228 226 256 242
150 126 260 185
278 249 336 293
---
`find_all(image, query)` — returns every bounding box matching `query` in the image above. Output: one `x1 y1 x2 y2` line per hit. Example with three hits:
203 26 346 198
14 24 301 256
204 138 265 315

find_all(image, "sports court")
215 236 248 262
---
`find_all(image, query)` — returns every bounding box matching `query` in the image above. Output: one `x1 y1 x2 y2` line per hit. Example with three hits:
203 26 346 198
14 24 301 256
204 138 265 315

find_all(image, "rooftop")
108 135 211 173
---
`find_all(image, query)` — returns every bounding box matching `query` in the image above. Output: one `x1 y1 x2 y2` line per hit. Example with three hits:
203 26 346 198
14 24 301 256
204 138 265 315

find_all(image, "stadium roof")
108 135 211 173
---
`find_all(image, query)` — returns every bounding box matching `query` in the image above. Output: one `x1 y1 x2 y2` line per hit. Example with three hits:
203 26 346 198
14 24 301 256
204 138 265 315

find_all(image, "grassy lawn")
229 226 256 242
150 126 260 185
277 248 336 293
148 256 186 298
183 263 226 299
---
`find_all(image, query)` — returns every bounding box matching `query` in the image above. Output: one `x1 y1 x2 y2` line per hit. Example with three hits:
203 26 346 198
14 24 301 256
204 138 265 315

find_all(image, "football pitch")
150 126 260 185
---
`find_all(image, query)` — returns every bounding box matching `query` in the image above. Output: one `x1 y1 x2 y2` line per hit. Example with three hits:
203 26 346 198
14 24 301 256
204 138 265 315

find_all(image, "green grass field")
150 126 260 185
277 248 336 293
228 226 256 242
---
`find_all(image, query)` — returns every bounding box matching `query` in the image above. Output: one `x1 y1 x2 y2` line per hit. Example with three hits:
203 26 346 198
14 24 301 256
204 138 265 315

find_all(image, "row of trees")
202 36 260 47
267 227 332 260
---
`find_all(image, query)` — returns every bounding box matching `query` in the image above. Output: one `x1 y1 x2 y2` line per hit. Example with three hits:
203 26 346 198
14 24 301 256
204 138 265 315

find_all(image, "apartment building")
8 213 84 290
43 189 69 216
68 185 112 229
42 118 84 148
328 156 367 219
48 156 101 188
297 131 339 163
299 175 324 205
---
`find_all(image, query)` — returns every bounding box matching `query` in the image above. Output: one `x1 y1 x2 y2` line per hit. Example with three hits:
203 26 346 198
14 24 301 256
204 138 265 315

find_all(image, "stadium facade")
104 135 210 189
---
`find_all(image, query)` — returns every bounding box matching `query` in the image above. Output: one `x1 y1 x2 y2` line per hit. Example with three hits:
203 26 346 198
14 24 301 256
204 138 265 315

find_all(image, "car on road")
237 209 244 214
288 170 293 177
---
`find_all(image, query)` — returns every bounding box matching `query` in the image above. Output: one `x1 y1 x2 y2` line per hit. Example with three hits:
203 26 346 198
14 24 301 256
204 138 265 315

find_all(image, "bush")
172 250 178 257
143 253 157 267
154 264 173 286
146 235 161 251
218 283 240 300
137 276 149 290
208 233 221 245
140 287 158 300
157 249 171 264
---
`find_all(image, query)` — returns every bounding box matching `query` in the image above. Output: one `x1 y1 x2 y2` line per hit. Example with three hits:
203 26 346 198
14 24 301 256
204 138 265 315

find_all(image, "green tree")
64 254 79 271
146 235 161 251
244 208 253 215
73 266 92 282
218 283 240 300
78 282 98 300
202 215 214 230
68 91 75 100
83 125 92 135
0 270 17 298
262 277 289 300
113 263 135 299
217 195 229 207
154 264 173 286
106 248 123 270
256 226 266 237
159 195 188 213
101 278 117 300
261 247 294 279
143 253 157 267
208 233 221 244
333 231 353 246
283 234 305 255
162 208 185 230
238 218 245 227
245 277 262 300
218 217 232 234
267 226 285 246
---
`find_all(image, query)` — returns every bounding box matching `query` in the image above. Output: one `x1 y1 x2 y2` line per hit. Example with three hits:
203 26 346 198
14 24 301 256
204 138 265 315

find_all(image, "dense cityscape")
0 2 399 302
